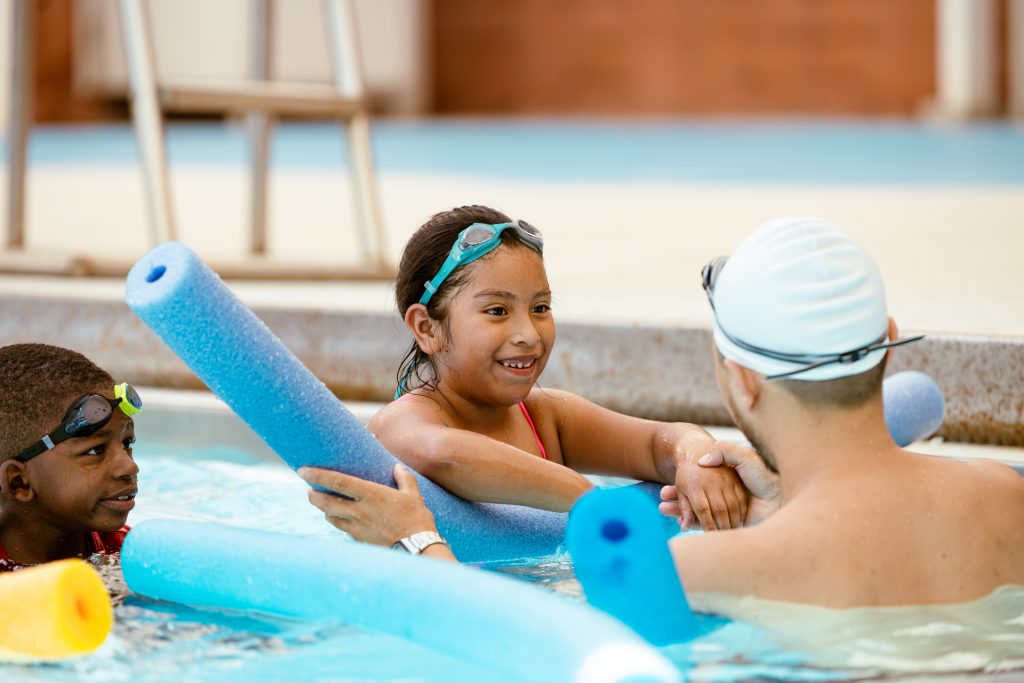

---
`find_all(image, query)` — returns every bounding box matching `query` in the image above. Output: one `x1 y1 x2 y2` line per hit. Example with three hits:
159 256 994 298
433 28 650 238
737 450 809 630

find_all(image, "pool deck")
0 121 1021 448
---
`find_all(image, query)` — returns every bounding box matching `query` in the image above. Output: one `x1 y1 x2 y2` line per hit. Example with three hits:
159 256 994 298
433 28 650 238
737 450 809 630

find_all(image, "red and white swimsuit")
0 525 129 572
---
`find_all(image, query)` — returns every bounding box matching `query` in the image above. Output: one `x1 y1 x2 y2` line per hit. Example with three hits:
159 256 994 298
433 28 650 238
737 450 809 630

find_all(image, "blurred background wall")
3 0 1023 124
434 0 939 115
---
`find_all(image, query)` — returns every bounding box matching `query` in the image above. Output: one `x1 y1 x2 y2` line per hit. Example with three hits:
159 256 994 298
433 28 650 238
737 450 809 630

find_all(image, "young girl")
362 205 746 531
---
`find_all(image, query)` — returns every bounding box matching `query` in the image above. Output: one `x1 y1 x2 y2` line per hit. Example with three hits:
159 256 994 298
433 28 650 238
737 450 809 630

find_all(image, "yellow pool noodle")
0 559 112 662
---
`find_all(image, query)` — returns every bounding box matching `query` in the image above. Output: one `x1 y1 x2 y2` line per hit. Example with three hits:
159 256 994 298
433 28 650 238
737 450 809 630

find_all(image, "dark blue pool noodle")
883 371 945 447
125 242 576 563
568 486 698 645
121 519 682 683
124 242 940 562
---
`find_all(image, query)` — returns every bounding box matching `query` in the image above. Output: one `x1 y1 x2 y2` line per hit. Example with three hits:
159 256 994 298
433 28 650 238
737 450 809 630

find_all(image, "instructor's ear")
404 304 444 354
0 460 34 503
724 359 763 410
884 316 899 362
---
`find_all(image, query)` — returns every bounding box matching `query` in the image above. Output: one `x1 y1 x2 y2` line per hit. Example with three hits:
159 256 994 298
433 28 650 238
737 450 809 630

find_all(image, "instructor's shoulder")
966 458 1024 487
669 527 771 596
959 458 1024 514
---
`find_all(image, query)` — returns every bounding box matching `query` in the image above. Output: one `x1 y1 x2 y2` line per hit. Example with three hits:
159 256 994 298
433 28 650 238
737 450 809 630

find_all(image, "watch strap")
392 530 448 555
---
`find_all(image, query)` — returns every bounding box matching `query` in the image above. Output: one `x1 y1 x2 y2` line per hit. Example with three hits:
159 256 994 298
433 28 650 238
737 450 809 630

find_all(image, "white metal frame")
3 0 391 279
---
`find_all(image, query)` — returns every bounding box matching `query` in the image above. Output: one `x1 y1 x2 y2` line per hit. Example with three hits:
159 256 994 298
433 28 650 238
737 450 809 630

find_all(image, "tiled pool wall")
1 293 1021 447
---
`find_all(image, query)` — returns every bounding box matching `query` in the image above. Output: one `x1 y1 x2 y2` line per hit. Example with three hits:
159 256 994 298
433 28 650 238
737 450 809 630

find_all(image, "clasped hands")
659 441 782 530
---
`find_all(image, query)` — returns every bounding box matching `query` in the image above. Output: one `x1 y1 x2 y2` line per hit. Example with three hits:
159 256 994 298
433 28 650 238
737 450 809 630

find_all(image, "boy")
0 343 141 571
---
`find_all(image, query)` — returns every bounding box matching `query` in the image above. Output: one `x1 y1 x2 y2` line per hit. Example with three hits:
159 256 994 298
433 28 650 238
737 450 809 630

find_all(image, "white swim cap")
708 217 892 381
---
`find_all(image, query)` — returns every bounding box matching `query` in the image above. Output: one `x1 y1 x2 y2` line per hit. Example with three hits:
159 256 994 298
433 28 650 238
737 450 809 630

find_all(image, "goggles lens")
65 395 115 436
461 225 498 248
115 382 143 416
517 220 542 238
702 256 727 297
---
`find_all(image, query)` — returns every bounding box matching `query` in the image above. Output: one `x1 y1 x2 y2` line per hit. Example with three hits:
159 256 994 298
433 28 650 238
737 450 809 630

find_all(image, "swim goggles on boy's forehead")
701 257 924 381
15 383 143 463
419 220 544 305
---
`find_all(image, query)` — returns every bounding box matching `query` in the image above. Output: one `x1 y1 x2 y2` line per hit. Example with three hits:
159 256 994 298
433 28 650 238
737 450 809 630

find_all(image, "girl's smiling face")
432 244 555 406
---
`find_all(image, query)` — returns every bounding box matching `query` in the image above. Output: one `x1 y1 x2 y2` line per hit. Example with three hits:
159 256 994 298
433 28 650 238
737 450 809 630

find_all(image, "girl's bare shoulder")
368 394 448 435
524 387 581 415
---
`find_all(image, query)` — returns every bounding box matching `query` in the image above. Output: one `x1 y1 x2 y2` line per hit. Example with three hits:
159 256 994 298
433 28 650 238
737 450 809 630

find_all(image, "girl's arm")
539 389 748 529
370 403 593 513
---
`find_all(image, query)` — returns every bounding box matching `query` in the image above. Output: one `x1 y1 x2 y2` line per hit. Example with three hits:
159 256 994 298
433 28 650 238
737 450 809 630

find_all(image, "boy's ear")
0 460 34 503
404 304 444 354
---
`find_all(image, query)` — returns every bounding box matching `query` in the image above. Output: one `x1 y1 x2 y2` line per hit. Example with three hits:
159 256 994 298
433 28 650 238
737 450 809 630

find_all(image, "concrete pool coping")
1 292 1021 447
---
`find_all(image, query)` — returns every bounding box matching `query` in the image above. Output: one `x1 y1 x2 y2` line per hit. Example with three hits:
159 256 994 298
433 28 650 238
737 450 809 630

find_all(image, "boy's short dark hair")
0 344 113 461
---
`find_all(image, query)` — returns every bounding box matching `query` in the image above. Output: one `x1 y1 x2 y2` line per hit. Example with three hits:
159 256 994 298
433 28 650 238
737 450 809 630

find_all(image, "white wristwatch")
392 531 448 555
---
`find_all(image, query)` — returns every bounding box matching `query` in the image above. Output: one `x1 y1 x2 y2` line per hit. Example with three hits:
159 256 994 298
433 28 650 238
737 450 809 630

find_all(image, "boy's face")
24 385 139 533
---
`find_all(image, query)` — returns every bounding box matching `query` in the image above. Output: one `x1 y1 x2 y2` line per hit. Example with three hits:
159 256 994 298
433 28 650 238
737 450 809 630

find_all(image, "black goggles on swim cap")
15 383 143 463
701 257 924 381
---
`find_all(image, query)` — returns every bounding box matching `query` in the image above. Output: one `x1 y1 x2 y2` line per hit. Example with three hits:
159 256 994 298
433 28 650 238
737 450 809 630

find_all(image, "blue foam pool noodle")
883 370 945 447
122 520 682 683
125 241 570 563
568 486 698 645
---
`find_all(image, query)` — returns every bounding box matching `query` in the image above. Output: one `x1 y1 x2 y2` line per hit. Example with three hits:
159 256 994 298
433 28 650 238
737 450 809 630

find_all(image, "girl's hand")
658 445 748 531
698 442 782 525
300 464 444 549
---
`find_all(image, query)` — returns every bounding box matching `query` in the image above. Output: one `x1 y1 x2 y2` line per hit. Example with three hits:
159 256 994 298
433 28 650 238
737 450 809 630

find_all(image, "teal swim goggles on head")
419 220 543 306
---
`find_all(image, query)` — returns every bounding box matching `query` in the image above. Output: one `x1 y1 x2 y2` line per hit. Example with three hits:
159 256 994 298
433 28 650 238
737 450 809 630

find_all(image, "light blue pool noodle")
125 241 580 563
568 487 698 645
883 370 945 446
122 519 681 683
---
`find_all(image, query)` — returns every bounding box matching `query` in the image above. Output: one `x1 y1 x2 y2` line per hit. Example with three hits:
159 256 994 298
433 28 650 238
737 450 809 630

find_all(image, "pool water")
4 446 1023 682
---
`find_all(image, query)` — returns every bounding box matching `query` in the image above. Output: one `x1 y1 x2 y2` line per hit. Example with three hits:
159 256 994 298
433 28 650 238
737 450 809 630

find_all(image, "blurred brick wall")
434 0 936 115
34 0 125 122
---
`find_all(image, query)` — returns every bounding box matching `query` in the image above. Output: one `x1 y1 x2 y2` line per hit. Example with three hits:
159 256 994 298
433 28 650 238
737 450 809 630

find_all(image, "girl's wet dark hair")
395 205 535 396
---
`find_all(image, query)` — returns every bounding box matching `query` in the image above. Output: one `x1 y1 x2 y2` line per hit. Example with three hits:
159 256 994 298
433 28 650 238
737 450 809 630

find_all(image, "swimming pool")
4 394 1022 683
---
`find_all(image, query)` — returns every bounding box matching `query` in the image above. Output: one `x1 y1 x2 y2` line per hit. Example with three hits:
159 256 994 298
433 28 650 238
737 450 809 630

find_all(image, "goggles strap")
13 385 142 463
755 334 925 380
